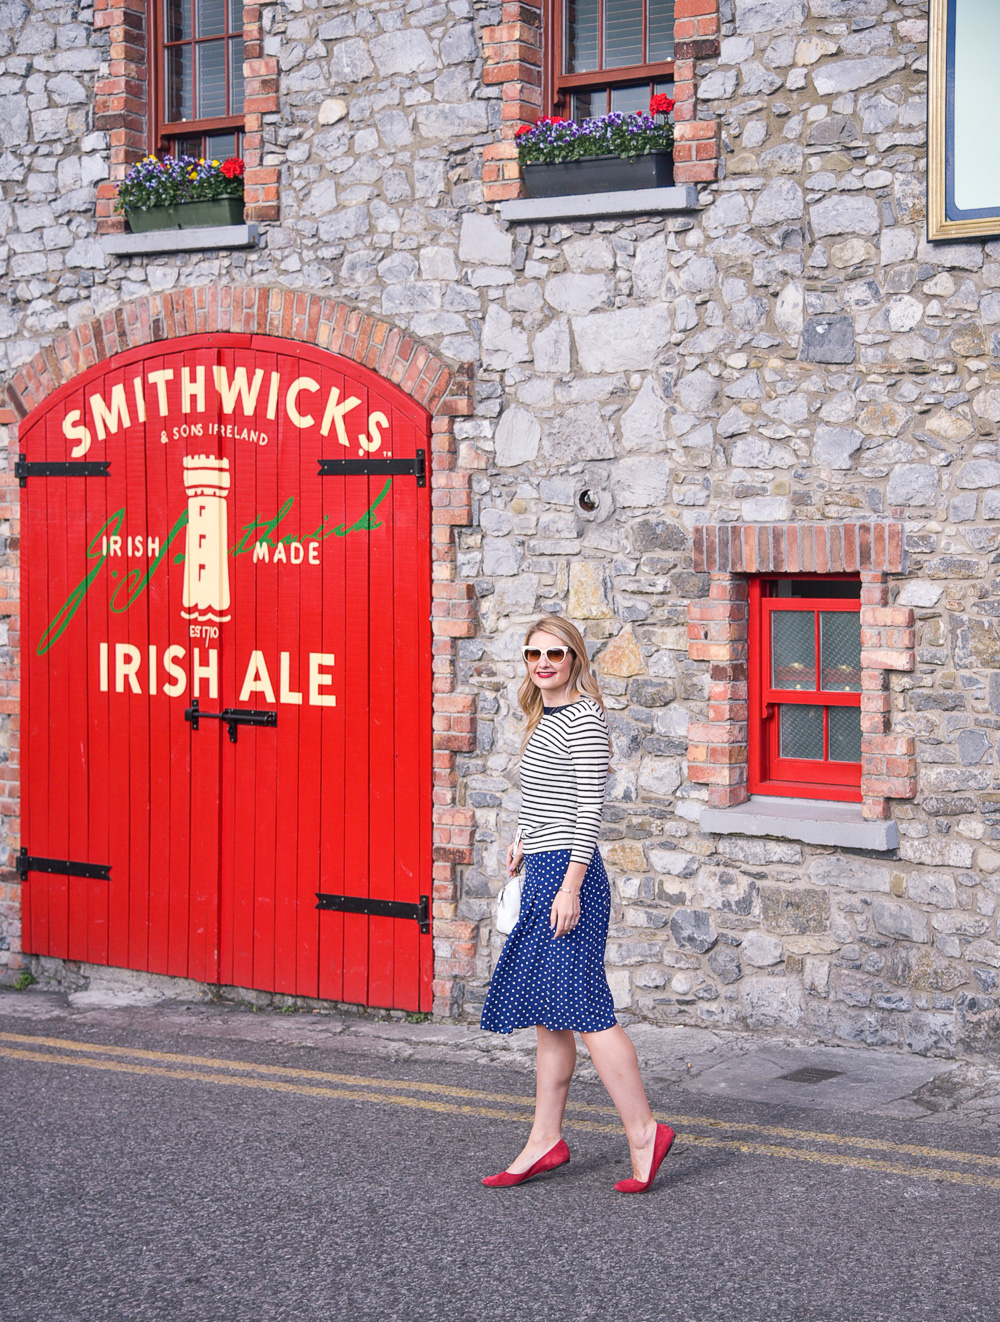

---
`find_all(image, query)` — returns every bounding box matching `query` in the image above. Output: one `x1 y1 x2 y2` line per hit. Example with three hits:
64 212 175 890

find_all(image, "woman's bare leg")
580 1025 658 1180
504 1025 577 1173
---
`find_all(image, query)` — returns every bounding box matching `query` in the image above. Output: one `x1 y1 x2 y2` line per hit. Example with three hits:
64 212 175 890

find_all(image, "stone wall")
4 0 1000 1057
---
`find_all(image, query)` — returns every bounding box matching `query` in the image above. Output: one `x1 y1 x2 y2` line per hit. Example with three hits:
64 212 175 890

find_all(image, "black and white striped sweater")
517 697 609 865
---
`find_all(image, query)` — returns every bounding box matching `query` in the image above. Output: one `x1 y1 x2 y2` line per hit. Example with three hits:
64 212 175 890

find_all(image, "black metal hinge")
16 455 111 487
185 699 277 743
17 848 111 882
316 892 430 934
317 449 426 487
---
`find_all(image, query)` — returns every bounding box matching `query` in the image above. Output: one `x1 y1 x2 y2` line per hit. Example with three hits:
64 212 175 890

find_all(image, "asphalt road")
1 1002 999 1322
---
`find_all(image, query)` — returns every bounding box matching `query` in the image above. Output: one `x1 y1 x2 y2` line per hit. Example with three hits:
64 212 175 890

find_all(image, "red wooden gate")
18 334 433 1010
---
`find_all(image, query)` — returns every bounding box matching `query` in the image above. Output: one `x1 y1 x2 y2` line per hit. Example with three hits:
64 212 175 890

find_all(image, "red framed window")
748 576 863 804
549 0 675 118
152 0 245 160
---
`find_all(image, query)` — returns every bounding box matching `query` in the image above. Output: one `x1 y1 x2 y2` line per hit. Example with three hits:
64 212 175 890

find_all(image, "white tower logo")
182 454 231 623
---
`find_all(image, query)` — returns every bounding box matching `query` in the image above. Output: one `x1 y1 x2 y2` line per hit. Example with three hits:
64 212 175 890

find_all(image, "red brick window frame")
749 575 862 804
687 524 917 824
94 0 279 234
481 0 720 202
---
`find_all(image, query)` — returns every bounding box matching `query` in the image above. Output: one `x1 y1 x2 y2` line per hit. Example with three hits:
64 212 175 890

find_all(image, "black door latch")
184 698 278 743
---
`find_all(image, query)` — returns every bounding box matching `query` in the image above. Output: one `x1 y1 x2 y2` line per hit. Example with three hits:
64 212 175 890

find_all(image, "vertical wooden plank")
388 405 423 1011
317 368 354 1004
164 357 195 978
44 386 73 962
273 344 306 996
341 475 376 1010
142 352 174 976
84 381 113 970
21 412 48 957
366 395 399 1010
415 423 434 1011
219 342 251 991
123 362 151 972
182 343 227 984
248 348 279 993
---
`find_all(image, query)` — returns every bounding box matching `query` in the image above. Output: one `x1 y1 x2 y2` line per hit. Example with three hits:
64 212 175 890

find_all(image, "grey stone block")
800 315 856 364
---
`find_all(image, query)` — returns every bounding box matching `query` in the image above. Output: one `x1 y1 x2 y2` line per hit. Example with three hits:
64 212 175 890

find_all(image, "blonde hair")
518 616 610 749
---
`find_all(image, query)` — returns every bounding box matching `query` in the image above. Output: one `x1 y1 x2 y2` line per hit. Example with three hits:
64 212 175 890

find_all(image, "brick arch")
1 286 480 1020
5 287 470 420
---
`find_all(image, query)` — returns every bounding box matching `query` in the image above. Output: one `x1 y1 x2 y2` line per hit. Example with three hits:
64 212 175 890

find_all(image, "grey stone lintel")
699 795 899 852
101 224 259 257
497 184 700 223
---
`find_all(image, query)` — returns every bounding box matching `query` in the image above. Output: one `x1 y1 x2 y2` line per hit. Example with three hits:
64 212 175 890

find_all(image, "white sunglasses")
522 646 571 664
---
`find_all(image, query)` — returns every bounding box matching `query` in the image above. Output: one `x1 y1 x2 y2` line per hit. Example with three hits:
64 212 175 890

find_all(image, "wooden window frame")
149 0 245 158
748 577 862 804
545 0 674 116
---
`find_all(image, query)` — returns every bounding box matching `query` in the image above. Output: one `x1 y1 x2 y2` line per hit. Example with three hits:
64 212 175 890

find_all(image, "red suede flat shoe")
614 1123 675 1194
482 1138 571 1187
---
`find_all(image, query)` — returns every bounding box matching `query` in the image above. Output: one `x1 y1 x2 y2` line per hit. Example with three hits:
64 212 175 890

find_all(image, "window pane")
197 0 226 37
605 0 643 67
820 612 862 691
166 45 193 122
230 36 245 113
647 0 675 61
829 706 862 763
772 611 816 690
229 0 242 31
197 39 227 119
566 0 599 72
571 89 600 119
611 83 652 113
776 579 860 599
170 133 201 158
205 130 238 160
780 705 824 761
165 0 190 43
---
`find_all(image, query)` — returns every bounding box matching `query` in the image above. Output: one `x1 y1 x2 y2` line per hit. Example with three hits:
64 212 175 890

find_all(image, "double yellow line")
2 1030 999 1188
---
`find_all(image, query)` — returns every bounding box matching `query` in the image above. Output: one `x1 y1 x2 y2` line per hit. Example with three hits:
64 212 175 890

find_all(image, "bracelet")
559 887 579 896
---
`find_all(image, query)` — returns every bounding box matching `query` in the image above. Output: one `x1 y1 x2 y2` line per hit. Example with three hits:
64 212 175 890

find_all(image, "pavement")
3 979 1000 1322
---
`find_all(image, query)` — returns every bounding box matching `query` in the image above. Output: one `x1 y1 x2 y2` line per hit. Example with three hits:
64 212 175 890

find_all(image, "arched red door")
18 334 433 1010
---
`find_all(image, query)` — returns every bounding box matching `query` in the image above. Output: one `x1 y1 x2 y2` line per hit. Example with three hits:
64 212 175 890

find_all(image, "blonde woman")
480 617 674 1193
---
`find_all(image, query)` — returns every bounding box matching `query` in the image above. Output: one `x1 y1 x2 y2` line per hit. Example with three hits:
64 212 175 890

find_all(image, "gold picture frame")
928 0 1000 240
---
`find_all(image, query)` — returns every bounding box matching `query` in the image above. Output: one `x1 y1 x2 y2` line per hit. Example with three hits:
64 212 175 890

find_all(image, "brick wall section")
672 0 721 185
481 2 543 204
93 0 146 235
3 288 477 1015
94 1 278 234
241 6 280 223
687 523 916 821
480 0 720 203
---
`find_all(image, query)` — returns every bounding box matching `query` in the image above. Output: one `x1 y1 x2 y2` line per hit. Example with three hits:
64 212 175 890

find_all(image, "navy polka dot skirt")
480 848 617 1035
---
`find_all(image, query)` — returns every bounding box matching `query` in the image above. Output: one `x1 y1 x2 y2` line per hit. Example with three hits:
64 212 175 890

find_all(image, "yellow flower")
211 159 219 166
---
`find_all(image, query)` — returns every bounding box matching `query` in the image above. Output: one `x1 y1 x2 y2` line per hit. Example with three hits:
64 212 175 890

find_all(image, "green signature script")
37 479 392 656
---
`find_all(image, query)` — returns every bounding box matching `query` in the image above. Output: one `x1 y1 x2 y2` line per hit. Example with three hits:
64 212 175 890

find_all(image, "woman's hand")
550 889 580 938
506 842 524 877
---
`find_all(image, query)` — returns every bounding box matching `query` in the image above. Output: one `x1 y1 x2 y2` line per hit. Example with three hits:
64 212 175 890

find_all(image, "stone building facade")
4 0 1000 1059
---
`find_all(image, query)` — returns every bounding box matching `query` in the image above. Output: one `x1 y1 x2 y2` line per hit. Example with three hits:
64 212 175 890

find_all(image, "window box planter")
523 151 674 199
126 196 245 233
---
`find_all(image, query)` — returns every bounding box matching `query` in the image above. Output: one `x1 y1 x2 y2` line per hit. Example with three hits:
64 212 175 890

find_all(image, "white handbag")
495 873 522 934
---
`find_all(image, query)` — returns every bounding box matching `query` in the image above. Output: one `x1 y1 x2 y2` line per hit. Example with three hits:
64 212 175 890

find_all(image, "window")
928 0 1000 239
551 0 675 118
748 577 862 804
152 0 245 160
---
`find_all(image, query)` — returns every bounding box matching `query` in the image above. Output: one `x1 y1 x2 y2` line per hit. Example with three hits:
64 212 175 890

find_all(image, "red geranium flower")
220 157 245 179
537 115 569 125
649 94 675 116
515 124 532 137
